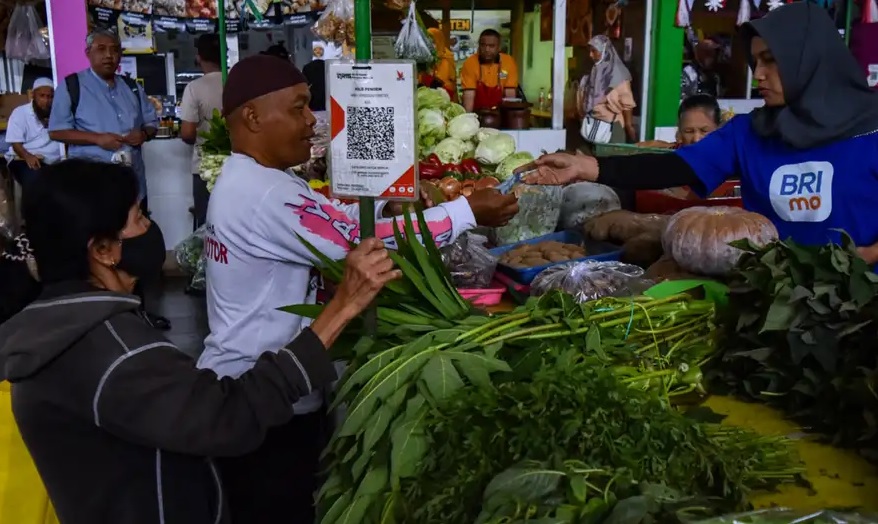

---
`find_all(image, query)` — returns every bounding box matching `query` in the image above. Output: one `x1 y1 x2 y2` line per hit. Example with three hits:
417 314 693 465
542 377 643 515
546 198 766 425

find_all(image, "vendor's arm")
48 80 125 150
90 239 397 457
526 116 742 195
857 242 878 265
179 83 199 145
254 179 517 263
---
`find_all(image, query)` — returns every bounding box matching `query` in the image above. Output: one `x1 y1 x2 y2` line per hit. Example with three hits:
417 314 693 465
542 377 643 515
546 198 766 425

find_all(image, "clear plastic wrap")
175 225 204 274
312 0 355 48
693 509 878 524
5 5 50 63
292 111 329 182
394 1 436 64
0 183 12 241
559 182 621 230
491 184 562 246
530 260 653 302
441 233 498 289
175 226 205 289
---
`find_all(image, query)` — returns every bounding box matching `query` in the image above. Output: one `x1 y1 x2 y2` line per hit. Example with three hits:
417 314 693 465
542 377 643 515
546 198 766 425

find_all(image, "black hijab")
744 2 878 149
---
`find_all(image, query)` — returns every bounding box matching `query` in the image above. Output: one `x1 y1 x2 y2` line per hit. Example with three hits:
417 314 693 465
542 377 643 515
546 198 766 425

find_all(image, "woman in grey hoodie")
0 159 400 524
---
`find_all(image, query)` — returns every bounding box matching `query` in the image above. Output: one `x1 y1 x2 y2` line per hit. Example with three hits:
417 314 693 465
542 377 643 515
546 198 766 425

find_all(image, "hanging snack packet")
312 0 355 48
394 1 436 64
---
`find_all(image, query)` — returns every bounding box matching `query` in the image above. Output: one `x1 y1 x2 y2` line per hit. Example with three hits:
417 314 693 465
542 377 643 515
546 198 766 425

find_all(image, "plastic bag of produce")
292 111 329 181
441 233 498 289
312 0 355 48
530 260 653 302
693 509 878 524
394 1 436 63
559 181 621 230
175 225 205 277
5 5 50 63
490 184 562 246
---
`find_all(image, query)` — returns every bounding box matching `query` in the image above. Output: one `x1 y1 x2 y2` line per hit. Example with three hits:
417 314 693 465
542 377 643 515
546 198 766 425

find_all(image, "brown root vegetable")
662 206 778 276
583 210 669 244
499 240 588 267
438 176 462 200
620 232 665 268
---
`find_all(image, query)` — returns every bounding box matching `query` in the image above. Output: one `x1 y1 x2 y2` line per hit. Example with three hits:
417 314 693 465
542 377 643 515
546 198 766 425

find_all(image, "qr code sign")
346 106 396 161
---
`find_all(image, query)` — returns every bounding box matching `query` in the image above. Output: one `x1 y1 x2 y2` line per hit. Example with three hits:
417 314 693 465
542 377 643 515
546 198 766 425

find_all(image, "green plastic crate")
589 142 673 157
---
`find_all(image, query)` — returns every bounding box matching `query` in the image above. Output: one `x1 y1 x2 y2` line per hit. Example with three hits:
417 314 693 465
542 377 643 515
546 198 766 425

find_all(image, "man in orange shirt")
420 28 458 101
460 29 519 112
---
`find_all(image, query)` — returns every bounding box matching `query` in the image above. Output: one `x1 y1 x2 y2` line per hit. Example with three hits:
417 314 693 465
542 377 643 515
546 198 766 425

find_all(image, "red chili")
419 163 443 180
459 158 482 175
425 153 442 166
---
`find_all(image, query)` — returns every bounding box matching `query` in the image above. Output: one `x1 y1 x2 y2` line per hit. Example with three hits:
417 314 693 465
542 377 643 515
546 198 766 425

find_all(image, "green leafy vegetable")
708 235 878 461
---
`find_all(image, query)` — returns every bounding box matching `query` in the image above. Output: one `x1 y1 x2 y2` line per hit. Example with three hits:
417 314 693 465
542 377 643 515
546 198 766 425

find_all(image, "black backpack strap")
120 75 140 97
64 73 80 118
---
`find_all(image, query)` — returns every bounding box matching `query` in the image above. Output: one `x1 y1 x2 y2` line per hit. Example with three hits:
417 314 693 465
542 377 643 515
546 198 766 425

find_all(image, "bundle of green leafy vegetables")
282 209 802 524
708 235 878 460
400 351 802 524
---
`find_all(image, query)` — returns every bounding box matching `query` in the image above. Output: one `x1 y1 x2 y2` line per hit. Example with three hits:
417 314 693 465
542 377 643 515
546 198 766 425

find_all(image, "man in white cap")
5 77 62 190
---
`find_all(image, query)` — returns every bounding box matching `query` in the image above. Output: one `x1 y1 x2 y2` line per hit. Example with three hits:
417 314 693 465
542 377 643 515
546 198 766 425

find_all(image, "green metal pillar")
644 0 684 140
354 0 377 333
219 0 228 82
355 0 375 242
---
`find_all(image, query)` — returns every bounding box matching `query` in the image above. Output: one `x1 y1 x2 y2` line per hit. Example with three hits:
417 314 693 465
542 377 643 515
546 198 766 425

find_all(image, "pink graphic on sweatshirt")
284 197 455 253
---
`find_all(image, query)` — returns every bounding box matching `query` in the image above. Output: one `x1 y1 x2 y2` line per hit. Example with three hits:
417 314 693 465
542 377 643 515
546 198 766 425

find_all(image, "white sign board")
327 60 418 201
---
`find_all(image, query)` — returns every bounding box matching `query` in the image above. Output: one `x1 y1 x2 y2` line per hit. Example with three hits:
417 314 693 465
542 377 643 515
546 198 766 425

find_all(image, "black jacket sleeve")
596 153 706 193
94 327 337 457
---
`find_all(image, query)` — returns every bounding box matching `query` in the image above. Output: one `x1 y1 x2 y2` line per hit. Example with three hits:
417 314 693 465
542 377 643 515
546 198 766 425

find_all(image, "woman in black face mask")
0 158 401 524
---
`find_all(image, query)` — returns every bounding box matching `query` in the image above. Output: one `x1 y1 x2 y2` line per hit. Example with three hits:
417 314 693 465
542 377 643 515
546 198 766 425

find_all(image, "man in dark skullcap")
199 55 517 523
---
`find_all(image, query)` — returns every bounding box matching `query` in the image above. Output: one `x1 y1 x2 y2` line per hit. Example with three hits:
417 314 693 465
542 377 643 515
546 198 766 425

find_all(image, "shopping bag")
5 5 50 63
0 382 59 524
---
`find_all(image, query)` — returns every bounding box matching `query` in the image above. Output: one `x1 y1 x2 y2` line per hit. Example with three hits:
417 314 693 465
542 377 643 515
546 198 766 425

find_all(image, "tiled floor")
147 277 209 359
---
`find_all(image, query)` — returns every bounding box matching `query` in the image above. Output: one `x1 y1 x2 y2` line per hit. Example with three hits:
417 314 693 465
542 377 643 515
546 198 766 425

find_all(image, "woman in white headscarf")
577 35 637 144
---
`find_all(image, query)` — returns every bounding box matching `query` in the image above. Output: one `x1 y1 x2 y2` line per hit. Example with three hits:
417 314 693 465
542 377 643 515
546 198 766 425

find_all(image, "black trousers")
218 411 327 524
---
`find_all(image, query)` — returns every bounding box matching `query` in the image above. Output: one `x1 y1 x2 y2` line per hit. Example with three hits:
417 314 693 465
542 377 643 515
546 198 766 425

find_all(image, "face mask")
117 221 165 281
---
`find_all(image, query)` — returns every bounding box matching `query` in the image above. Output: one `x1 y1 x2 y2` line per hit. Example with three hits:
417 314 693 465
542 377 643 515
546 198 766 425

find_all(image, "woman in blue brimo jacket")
526 2 878 265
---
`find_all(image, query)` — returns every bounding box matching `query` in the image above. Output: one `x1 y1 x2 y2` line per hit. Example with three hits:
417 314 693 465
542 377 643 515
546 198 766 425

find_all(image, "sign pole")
354 0 376 334
219 0 228 83
354 0 375 240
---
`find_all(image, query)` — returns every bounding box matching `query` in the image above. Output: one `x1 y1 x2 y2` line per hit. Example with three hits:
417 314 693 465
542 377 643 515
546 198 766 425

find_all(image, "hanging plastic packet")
394 1 436 64
5 5 50 63
312 0 355 48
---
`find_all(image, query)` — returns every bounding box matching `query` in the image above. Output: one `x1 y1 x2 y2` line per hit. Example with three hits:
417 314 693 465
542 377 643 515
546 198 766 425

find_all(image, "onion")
438 176 461 200
475 176 500 190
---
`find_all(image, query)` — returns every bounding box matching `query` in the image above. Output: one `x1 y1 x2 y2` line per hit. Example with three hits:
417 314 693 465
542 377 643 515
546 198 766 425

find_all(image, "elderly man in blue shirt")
48 28 158 208
48 28 169 330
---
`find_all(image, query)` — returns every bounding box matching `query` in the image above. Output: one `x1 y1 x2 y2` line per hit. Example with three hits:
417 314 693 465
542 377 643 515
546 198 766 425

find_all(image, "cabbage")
418 108 446 150
496 151 535 181
417 86 450 110
462 140 476 158
475 132 516 165
475 127 500 143
446 113 480 141
443 103 466 121
433 137 468 165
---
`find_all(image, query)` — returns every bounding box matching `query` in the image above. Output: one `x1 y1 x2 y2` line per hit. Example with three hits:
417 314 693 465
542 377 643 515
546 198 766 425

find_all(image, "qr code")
346 106 395 161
